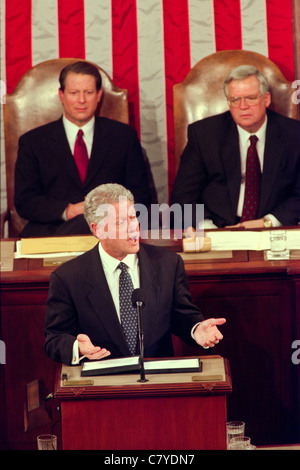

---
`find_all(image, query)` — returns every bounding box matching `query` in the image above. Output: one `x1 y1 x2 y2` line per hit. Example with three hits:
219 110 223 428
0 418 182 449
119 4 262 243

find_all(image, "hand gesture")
194 318 226 348
77 334 111 360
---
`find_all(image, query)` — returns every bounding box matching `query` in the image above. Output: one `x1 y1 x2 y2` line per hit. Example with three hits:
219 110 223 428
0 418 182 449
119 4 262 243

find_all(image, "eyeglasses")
227 95 263 107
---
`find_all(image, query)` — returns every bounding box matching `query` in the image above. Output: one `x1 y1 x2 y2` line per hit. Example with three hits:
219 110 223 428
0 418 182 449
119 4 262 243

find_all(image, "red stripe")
57 0 85 58
5 0 32 93
213 0 242 51
163 0 191 198
266 0 294 81
111 0 140 135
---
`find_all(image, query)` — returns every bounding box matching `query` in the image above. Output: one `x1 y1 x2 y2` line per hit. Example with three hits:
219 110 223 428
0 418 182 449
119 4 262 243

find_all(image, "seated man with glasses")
171 65 300 229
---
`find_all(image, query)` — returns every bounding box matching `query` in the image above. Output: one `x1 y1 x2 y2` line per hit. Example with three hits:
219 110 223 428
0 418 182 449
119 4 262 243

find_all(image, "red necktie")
240 135 261 221
73 129 89 183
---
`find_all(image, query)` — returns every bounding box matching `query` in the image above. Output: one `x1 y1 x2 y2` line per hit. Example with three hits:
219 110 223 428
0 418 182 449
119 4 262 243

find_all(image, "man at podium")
44 183 225 365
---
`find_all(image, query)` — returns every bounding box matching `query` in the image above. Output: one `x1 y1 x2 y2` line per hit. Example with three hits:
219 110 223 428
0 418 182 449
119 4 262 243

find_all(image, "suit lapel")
84 245 130 356
82 244 161 357
259 111 284 215
84 118 111 187
137 246 161 351
220 116 241 217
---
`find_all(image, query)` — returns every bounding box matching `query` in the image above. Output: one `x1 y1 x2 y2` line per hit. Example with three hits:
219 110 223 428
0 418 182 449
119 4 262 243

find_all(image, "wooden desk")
54 356 231 450
1 237 300 448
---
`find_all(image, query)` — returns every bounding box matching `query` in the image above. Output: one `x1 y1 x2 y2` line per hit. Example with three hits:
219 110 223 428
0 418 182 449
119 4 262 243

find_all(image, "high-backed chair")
173 50 299 172
2 58 129 237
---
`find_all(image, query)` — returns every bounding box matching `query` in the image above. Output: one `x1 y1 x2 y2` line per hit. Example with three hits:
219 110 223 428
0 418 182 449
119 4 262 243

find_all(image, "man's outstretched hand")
77 334 111 360
194 318 226 348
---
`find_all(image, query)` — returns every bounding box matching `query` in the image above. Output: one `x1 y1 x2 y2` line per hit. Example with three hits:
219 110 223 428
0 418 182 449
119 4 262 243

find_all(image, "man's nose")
78 91 86 102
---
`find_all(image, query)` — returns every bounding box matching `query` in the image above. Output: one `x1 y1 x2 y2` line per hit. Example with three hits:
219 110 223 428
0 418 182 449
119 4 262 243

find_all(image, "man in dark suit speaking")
44 183 225 365
14 61 151 237
171 65 300 230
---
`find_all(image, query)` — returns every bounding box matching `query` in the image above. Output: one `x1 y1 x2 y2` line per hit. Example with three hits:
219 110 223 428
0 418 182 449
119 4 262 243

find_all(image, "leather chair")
173 50 299 172
2 58 129 237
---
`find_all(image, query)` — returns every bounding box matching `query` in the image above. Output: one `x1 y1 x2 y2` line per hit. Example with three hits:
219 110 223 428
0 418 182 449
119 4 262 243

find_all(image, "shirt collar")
62 115 95 140
237 114 267 145
98 242 138 274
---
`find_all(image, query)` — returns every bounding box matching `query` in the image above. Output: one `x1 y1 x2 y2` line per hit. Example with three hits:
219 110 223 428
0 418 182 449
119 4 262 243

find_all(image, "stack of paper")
15 236 98 259
206 229 300 251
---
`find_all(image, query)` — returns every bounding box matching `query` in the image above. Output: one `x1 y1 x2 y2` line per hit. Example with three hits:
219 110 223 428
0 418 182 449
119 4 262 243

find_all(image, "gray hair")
84 183 134 229
223 65 269 97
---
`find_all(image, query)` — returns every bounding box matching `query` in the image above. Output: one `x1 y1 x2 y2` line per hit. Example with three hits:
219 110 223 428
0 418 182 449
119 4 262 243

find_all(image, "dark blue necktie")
118 262 138 355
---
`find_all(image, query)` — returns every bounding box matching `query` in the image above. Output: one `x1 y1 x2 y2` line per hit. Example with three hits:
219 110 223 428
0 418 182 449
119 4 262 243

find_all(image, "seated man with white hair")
172 65 300 229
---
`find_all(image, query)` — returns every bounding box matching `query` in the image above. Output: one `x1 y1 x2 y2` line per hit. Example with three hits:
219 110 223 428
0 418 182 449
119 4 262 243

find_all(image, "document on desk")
206 229 300 251
286 230 300 249
81 356 202 376
15 236 98 258
206 231 269 251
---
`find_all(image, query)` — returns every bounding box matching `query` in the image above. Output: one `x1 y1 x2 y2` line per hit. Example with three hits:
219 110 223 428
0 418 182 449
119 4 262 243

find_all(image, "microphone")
131 288 148 383
132 288 145 308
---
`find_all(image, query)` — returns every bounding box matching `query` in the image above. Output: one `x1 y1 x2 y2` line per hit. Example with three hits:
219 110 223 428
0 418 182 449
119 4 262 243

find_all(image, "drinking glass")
37 434 57 450
226 421 245 449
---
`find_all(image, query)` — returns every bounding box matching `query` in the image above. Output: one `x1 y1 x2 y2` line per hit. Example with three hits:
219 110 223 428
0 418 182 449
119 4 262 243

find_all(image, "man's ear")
91 222 102 239
264 91 271 108
58 88 64 105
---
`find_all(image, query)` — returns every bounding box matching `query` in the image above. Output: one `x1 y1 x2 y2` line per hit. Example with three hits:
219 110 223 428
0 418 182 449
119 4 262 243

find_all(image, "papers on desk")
81 356 202 376
15 236 98 259
206 229 300 251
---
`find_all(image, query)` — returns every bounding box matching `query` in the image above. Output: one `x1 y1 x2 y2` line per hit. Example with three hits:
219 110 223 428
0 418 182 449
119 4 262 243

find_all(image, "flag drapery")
1 0 295 205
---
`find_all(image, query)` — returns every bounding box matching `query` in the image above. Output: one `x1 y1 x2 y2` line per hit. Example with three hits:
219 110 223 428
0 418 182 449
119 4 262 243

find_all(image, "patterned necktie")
240 135 261 221
118 262 138 356
73 129 89 183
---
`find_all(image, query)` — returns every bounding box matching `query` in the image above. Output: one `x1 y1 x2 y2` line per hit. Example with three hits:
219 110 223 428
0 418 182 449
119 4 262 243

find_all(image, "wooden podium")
54 355 231 450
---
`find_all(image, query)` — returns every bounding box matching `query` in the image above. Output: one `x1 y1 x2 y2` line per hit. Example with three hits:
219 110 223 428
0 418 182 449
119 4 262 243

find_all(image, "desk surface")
1 236 300 282
55 355 232 400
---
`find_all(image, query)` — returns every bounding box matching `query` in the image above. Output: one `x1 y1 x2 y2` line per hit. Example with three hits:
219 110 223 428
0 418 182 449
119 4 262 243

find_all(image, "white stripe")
0 0 7 223
31 0 58 65
136 0 168 204
84 0 112 76
188 0 216 67
240 0 268 56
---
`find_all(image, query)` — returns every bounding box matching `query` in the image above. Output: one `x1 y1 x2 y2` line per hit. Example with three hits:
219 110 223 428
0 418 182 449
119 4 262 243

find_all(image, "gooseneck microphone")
132 288 148 383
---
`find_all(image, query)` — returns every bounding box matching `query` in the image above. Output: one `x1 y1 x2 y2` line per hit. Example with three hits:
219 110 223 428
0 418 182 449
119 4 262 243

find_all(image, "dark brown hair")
59 61 102 92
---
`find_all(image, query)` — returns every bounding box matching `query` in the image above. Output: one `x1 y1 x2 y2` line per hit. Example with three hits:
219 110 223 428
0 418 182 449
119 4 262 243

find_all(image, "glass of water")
229 436 251 450
37 434 57 450
267 230 289 260
226 421 245 449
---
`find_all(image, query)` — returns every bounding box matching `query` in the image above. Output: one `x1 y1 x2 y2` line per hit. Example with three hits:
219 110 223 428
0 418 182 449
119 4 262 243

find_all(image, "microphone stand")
136 300 148 383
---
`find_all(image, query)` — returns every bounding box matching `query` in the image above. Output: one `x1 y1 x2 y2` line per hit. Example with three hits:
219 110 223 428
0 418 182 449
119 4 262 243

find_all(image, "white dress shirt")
62 114 95 158
236 118 267 217
61 115 95 220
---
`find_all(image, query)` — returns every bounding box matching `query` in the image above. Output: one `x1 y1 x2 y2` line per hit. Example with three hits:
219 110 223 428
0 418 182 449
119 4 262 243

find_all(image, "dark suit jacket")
14 116 152 236
171 109 300 227
44 243 204 365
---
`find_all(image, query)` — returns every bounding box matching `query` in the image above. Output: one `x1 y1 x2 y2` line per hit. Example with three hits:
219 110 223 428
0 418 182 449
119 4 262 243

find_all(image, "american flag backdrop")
0 0 296 211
